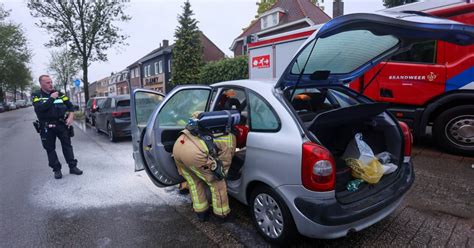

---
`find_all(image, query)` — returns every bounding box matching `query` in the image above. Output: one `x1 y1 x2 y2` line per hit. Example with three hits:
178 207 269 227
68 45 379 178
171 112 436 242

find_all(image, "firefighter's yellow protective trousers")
173 129 236 217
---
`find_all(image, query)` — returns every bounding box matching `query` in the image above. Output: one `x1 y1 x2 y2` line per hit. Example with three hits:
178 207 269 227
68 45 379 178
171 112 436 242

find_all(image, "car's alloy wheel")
250 186 297 245
254 193 284 238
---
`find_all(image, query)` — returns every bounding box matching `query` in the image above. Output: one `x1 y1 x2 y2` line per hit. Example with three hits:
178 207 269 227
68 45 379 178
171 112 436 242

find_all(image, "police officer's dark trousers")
40 122 77 171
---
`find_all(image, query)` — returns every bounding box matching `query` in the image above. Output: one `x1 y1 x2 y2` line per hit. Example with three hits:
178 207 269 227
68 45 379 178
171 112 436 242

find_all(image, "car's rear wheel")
433 105 474 156
108 122 118 142
249 185 297 245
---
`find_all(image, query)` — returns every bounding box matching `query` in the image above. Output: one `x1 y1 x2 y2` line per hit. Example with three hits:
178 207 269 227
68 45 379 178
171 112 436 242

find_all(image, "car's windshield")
291 30 399 75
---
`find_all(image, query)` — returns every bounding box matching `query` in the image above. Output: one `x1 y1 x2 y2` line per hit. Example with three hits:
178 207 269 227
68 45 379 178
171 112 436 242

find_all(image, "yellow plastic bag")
346 158 384 184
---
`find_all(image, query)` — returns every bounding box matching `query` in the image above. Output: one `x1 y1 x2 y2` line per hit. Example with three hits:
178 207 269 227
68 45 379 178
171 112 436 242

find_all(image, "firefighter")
173 112 237 222
32 75 83 179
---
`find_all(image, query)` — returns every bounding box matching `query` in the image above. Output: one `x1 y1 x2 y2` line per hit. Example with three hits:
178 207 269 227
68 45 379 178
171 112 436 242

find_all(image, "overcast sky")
3 0 385 83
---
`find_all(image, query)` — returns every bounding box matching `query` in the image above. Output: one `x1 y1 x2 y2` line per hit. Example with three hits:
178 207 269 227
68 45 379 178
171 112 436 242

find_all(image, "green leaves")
383 0 418 8
48 49 81 95
27 0 130 102
0 4 32 102
198 56 248 85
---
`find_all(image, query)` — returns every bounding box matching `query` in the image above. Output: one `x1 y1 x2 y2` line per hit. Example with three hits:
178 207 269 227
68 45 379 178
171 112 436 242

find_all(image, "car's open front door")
131 89 165 172
138 85 213 187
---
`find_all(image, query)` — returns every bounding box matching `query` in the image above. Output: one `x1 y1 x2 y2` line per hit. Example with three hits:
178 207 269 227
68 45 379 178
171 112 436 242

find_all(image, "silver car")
130 12 474 244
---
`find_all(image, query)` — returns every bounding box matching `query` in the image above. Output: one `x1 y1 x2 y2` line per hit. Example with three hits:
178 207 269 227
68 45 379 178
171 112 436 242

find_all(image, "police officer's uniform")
32 90 78 172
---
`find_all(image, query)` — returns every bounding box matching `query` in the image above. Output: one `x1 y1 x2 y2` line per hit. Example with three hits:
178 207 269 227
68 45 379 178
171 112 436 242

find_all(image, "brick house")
128 33 225 93
89 81 97 98
230 0 331 56
115 70 129 95
95 76 109 97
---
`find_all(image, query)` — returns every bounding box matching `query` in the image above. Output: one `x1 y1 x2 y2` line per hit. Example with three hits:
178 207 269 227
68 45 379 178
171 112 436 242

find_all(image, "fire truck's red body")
247 1 473 155
348 2 474 155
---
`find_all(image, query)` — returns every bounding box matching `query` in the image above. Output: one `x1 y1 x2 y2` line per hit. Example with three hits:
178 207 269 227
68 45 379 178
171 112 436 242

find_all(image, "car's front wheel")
433 105 474 156
249 185 297 245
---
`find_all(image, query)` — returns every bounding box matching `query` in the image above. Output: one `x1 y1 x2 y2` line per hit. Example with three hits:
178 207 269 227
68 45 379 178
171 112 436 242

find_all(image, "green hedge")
199 56 248 85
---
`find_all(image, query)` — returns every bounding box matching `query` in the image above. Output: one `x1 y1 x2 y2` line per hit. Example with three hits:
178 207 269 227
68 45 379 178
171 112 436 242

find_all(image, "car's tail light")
302 142 335 192
112 111 128 118
399 121 412 162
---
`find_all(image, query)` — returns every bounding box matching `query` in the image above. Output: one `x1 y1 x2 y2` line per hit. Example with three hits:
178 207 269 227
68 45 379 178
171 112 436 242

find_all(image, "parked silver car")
130 12 474 244
15 100 26 108
6 102 17 110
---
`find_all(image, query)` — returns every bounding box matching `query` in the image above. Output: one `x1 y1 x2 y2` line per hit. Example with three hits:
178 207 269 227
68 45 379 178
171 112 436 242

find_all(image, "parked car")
85 97 106 125
94 95 131 142
0 103 5 113
7 102 17 110
15 100 26 108
130 13 473 244
1 102 10 111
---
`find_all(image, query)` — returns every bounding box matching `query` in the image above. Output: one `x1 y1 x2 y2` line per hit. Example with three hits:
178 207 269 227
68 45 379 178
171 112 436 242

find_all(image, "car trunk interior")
290 88 403 204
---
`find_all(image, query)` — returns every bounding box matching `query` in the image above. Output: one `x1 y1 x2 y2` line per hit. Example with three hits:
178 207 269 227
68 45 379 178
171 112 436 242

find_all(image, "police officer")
32 75 83 179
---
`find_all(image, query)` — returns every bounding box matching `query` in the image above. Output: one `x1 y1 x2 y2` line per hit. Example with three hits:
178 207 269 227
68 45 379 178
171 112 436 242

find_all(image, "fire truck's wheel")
433 105 474 156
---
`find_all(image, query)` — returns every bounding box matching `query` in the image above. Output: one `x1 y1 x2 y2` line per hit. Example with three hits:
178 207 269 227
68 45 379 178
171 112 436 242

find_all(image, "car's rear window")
291 30 399 75
117 100 130 107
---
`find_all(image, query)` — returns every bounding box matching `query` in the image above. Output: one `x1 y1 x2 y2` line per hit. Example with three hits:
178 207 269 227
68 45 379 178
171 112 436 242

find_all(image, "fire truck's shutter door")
249 46 273 80
275 39 307 79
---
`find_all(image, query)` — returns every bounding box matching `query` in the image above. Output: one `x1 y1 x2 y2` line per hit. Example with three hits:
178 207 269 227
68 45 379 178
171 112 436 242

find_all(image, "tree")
383 0 418 8
47 49 81 96
171 1 204 87
0 4 31 103
27 1 131 103
256 0 322 16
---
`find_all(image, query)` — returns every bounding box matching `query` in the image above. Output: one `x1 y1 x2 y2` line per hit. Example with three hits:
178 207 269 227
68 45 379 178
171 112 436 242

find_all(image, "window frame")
389 40 438 65
246 88 281 133
156 88 212 128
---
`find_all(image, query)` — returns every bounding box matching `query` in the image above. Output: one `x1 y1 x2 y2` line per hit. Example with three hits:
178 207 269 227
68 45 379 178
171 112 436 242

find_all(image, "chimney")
333 0 344 18
163 39 169 47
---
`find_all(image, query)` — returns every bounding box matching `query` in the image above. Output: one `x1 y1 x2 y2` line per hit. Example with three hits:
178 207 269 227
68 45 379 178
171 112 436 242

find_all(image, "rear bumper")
278 161 414 239
113 119 131 137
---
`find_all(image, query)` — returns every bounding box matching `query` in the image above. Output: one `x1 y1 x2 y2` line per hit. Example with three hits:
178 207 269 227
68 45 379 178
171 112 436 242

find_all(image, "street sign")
74 79 81 87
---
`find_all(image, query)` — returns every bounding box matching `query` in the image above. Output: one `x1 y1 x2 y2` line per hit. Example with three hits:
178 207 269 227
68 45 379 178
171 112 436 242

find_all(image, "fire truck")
247 0 473 155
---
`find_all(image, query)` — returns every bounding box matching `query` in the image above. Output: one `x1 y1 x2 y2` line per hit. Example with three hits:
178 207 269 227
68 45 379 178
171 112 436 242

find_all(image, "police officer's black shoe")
70 167 83 175
196 209 210 222
54 170 62 179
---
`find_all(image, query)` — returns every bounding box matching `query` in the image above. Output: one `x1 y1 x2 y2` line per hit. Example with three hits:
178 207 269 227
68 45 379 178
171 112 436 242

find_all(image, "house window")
168 60 171 73
131 69 135 78
154 62 158 75
261 13 279 30
146 65 151 77
159 60 163 74
135 68 139 78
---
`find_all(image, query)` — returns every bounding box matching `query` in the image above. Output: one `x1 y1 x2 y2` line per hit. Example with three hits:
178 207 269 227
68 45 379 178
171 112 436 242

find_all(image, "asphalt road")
1 107 473 247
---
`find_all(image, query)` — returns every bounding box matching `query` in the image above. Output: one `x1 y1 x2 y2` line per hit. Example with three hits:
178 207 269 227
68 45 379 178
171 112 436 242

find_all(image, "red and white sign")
252 55 271 69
